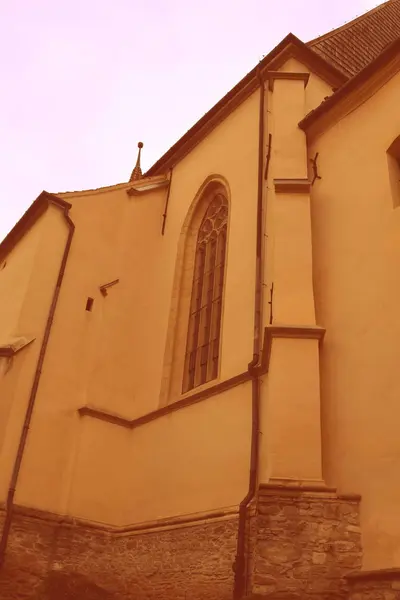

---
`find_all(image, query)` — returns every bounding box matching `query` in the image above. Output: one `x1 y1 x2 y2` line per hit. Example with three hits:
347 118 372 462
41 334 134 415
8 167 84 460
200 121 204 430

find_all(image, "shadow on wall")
35 572 115 600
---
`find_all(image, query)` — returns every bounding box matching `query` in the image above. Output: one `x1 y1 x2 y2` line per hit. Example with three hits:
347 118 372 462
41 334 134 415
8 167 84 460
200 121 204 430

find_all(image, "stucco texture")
310 70 400 569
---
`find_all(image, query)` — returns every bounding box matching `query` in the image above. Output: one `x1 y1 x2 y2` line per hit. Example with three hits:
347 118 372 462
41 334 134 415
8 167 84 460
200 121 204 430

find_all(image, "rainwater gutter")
0 195 75 568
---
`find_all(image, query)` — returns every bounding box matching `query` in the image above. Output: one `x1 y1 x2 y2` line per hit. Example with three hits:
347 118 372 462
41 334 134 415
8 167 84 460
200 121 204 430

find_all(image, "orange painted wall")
0 206 70 502
7 89 261 524
0 58 335 532
310 70 400 569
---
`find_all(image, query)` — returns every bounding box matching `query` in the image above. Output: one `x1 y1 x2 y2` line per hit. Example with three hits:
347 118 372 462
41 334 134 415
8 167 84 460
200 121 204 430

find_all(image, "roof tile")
308 0 400 77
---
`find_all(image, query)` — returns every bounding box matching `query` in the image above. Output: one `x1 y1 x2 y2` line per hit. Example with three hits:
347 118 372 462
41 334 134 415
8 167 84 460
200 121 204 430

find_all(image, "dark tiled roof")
299 36 400 131
308 0 400 77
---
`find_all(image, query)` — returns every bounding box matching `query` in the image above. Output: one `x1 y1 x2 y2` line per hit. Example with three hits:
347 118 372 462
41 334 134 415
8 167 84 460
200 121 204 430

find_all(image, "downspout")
161 168 174 236
0 197 75 567
233 67 266 600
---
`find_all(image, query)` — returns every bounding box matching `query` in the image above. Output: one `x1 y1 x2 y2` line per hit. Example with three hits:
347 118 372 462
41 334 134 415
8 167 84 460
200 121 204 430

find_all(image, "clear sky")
0 0 382 240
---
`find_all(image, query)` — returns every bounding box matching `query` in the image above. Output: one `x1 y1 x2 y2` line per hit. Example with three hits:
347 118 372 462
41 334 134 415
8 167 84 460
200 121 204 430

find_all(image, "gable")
144 34 346 177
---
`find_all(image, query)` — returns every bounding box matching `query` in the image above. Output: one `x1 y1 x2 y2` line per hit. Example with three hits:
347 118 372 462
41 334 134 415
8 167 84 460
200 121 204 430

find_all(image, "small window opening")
86 297 94 312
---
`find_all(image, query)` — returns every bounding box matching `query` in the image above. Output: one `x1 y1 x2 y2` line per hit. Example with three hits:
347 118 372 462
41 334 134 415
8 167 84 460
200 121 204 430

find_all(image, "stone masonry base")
2 487 396 600
251 484 363 599
346 569 400 600
0 508 238 600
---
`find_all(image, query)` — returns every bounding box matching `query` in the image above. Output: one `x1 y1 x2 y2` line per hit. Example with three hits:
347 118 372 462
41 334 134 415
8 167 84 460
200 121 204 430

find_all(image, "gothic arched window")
182 192 228 393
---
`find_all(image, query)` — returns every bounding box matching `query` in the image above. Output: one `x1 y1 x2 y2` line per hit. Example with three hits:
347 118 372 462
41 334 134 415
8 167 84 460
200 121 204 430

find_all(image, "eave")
299 37 400 138
126 174 170 197
0 192 71 262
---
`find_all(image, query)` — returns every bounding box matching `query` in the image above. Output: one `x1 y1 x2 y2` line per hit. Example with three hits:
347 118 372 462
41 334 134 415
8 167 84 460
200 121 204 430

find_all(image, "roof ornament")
130 142 144 182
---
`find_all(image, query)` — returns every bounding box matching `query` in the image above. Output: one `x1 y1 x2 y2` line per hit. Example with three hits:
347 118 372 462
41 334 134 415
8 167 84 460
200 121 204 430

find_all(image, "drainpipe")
0 196 75 567
161 168 174 236
233 67 266 600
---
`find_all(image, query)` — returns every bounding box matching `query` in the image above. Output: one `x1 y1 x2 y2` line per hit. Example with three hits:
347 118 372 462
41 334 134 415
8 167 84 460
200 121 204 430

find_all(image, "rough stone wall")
0 489 370 600
252 487 363 599
0 508 238 600
347 570 400 600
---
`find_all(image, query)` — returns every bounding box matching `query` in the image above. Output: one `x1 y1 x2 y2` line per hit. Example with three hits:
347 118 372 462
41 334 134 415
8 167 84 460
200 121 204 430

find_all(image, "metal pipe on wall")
0 196 75 568
233 67 268 600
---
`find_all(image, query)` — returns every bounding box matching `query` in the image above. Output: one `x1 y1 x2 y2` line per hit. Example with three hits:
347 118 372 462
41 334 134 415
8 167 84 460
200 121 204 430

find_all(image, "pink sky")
0 0 381 240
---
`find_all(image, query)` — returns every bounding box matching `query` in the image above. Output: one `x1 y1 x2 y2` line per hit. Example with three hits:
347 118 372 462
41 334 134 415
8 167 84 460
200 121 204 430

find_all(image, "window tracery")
182 193 228 393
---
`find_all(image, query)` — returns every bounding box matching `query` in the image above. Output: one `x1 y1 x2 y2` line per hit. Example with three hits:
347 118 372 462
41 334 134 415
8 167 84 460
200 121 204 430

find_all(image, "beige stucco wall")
0 218 41 341
0 220 39 470
1 58 335 529
8 89 261 523
0 206 70 502
310 70 400 569
69 383 252 525
278 57 333 116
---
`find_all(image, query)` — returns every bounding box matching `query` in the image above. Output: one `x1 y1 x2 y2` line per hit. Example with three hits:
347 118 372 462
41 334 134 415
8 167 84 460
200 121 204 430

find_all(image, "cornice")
254 324 326 376
126 176 170 197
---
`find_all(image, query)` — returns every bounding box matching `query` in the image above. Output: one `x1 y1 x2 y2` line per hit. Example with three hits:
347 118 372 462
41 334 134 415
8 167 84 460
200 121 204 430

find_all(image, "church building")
1 1 400 598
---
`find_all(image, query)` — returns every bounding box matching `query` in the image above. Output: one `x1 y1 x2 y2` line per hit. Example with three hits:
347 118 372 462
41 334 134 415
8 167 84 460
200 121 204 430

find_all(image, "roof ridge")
307 0 394 46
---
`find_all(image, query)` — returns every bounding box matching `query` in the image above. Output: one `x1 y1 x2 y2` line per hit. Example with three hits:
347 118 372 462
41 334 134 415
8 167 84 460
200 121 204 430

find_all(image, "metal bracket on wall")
268 283 274 324
310 152 322 185
264 133 272 181
99 279 120 297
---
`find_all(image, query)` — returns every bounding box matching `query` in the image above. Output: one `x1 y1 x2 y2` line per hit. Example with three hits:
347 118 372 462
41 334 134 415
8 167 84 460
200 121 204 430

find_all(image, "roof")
308 0 400 77
299 35 400 132
144 34 347 177
144 1 400 177
0 173 171 261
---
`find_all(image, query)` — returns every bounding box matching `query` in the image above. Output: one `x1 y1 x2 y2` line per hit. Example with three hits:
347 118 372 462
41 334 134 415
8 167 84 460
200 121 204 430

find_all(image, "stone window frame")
387 136 400 209
159 176 230 407
182 192 228 393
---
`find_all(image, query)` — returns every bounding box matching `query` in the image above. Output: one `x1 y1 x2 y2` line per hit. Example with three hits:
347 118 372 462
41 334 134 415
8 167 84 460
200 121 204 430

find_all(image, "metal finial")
130 142 144 182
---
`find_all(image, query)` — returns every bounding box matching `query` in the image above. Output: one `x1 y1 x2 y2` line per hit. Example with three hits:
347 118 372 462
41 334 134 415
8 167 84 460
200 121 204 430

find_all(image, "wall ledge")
257 323 325 374
346 568 400 582
0 503 239 536
78 324 325 430
274 178 312 194
267 71 310 91
259 481 362 502
78 370 251 430
259 479 336 495
0 335 35 357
